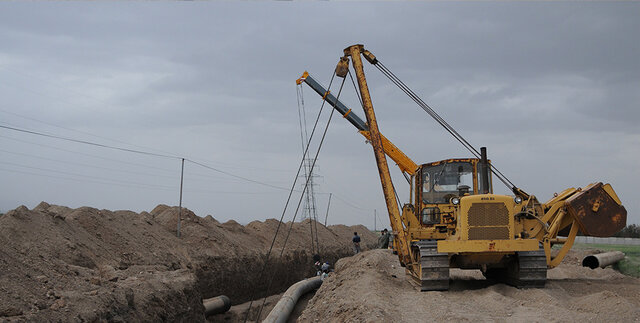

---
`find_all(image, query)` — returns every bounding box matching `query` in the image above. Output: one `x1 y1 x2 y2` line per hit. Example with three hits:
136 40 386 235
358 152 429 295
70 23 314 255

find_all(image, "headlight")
451 197 460 205
514 196 523 204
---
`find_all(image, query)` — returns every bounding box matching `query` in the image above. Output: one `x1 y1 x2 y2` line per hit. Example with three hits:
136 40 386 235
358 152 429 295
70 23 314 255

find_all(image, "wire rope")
297 84 322 255
255 76 347 322
243 73 337 323
372 61 516 190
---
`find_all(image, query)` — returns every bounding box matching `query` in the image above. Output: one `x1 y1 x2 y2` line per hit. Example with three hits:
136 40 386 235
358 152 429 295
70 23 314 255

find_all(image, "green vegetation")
572 243 640 278
613 224 640 238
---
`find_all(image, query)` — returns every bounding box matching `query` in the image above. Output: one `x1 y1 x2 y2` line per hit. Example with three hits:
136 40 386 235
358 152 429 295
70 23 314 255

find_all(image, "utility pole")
323 193 332 227
177 158 184 238
374 209 377 232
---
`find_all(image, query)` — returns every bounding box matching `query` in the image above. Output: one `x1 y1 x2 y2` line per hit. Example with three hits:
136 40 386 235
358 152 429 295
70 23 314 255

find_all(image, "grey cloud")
0 2 638 226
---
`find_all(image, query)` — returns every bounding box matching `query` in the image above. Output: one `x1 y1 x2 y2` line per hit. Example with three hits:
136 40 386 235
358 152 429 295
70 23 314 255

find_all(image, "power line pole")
177 158 184 238
324 193 332 227
374 209 377 232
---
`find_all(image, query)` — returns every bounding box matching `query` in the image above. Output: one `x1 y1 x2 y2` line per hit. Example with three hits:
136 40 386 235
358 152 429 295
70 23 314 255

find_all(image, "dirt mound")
299 249 640 322
0 203 377 321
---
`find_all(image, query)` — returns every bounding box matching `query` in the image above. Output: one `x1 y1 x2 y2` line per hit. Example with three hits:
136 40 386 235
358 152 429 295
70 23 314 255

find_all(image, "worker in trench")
378 228 391 249
313 254 332 280
352 232 361 254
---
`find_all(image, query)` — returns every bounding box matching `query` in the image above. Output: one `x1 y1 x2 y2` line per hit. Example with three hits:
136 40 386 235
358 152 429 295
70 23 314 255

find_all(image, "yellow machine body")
299 44 627 290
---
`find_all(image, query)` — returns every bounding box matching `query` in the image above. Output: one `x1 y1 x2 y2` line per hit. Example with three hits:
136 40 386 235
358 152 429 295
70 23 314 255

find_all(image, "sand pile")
0 202 378 321
298 249 640 322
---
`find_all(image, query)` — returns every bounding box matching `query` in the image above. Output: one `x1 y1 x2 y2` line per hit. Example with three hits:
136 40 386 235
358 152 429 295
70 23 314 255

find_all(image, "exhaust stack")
480 147 490 194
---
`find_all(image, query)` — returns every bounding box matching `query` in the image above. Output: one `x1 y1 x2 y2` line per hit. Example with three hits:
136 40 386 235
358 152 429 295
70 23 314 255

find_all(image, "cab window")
422 162 474 204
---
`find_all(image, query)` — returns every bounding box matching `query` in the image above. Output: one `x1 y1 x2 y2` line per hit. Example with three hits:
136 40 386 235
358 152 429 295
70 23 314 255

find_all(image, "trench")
192 248 352 321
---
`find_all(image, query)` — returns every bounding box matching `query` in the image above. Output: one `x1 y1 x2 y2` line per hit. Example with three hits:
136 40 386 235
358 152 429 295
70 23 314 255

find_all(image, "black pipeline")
263 276 323 323
203 295 231 316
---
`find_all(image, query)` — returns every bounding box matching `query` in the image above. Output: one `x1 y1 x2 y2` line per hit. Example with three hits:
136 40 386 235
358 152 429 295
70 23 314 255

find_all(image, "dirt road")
299 249 640 322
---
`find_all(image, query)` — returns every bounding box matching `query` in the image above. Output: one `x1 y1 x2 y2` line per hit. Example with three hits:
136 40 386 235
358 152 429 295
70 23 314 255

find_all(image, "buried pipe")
203 295 231 316
263 276 323 323
582 251 625 269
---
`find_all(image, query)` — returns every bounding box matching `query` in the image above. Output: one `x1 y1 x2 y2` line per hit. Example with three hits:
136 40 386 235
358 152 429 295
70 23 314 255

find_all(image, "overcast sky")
0 2 638 229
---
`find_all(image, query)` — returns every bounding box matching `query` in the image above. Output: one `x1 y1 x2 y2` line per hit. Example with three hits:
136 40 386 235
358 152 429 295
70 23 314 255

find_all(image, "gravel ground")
299 249 640 322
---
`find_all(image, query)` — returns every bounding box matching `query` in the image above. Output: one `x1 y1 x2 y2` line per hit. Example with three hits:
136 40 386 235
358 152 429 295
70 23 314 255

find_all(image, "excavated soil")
0 202 378 322
299 249 640 322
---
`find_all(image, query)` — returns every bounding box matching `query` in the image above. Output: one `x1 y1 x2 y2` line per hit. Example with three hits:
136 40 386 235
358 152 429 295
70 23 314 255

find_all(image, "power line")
0 135 281 183
0 146 288 191
0 124 299 191
0 167 289 196
0 109 293 174
0 168 175 192
183 190 286 195
181 156 295 173
0 121 370 213
0 108 178 157
0 166 176 191
0 148 179 180
184 159 293 192
0 124 181 159
1 110 295 174
0 66 378 211
328 194 372 212
0 161 177 190
0 134 178 174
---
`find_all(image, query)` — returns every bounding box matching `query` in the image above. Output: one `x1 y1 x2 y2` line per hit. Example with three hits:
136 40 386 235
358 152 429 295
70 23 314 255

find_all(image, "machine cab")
413 158 492 225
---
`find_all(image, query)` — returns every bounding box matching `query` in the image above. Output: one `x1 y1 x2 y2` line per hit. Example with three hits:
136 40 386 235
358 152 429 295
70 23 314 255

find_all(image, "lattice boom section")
467 202 510 240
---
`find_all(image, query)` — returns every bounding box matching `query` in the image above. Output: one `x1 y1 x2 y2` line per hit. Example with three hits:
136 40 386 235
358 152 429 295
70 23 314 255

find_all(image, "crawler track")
409 241 450 291
483 248 547 288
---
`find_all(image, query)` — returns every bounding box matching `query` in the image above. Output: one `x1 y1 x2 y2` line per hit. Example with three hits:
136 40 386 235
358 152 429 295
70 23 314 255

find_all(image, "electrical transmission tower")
296 85 321 253
300 157 319 222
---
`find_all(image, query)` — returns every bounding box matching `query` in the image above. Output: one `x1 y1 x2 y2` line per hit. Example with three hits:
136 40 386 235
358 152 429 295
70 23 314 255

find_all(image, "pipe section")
582 251 625 269
263 276 323 323
203 295 231 316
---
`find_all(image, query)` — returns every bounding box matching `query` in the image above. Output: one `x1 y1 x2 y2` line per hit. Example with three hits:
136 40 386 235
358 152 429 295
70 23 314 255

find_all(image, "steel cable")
296 85 316 254
243 73 337 323
347 69 404 211
376 61 516 189
298 82 322 257
255 75 347 322
373 61 516 190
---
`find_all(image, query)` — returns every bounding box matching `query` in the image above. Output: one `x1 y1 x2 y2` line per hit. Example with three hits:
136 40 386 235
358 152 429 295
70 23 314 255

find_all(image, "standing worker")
352 232 361 254
378 228 391 249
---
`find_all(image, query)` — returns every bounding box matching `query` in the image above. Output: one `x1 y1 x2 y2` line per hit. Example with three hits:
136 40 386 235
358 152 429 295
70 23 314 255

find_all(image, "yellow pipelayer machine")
297 44 627 291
